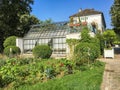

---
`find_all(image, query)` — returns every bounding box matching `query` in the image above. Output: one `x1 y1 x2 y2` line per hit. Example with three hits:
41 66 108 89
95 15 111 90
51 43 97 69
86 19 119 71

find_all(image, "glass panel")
24 45 29 50
53 44 58 49
60 31 64 36
53 38 58 43
29 45 33 49
58 44 62 48
30 40 33 44
33 40 36 44
57 31 61 36
62 38 66 43
45 39 48 44
24 40 28 44
41 39 43 44
58 38 62 43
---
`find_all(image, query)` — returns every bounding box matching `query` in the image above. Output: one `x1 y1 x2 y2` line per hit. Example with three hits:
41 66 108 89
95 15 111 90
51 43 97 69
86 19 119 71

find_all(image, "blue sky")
31 0 114 29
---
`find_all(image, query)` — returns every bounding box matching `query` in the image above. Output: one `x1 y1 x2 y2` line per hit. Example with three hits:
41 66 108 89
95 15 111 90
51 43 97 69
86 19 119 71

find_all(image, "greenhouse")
16 21 82 57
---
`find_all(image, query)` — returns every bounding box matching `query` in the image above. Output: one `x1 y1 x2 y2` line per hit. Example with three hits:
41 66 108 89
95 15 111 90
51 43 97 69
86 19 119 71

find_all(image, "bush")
103 30 116 48
74 42 100 65
3 36 16 48
80 27 91 43
33 45 52 58
74 28 100 65
96 33 105 55
4 46 21 56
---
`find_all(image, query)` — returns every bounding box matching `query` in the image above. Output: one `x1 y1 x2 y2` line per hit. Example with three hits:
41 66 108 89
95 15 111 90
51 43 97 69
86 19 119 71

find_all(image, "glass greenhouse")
22 21 80 55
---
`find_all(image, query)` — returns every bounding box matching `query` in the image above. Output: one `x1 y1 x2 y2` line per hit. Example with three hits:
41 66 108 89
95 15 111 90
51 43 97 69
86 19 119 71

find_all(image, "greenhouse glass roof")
23 21 80 39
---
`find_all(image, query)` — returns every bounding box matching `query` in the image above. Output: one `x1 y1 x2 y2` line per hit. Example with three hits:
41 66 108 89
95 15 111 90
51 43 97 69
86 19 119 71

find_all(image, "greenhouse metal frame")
23 21 80 55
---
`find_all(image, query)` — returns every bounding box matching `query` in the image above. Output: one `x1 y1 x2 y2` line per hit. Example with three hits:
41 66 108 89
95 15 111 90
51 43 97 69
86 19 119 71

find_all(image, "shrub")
80 27 91 43
4 46 21 56
74 27 100 65
3 36 16 48
103 30 116 48
96 33 105 55
74 42 100 65
33 45 52 58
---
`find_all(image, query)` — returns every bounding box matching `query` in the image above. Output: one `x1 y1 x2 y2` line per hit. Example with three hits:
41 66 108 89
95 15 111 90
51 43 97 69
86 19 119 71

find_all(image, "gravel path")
100 55 120 90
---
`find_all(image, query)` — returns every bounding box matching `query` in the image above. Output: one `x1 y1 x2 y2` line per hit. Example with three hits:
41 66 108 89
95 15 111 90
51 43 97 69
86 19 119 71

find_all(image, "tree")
103 30 116 48
110 0 120 34
0 0 33 52
18 14 40 37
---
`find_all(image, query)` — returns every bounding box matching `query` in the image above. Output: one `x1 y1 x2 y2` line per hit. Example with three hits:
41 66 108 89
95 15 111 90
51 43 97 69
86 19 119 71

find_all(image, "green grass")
17 63 104 90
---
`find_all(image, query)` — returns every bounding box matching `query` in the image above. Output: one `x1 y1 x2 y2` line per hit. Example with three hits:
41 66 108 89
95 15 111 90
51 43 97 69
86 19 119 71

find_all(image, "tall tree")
0 0 33 52
18 14 40 37
110 0 120 34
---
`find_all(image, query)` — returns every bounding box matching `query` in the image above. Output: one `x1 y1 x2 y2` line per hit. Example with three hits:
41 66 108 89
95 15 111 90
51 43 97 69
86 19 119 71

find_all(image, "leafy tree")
0 0 33 52
40 19 55 31
18 14 40 37
43 19 53 24
103 30 116 48
0 0 34 36
110 0 120 34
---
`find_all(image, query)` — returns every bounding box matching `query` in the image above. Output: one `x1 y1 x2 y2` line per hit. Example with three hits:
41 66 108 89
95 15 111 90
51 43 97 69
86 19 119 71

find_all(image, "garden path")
100 54 120 90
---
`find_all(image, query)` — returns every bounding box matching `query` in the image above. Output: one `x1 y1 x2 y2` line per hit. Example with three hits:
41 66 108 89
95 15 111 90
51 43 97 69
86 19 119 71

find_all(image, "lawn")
17 61 105 90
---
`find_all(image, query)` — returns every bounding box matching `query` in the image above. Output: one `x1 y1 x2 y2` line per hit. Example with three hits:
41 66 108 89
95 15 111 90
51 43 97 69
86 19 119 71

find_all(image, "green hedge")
33 45 52 58
3 36 16 48
74 42 100 65
4 46 21 56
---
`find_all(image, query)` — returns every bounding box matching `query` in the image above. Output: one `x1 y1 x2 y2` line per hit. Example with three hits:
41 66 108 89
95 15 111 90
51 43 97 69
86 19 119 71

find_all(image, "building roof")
23 21 74 39
70 9 102 17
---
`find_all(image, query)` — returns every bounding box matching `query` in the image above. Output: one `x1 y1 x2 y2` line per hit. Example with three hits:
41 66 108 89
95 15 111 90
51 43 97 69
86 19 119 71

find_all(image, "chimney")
79 8 82 12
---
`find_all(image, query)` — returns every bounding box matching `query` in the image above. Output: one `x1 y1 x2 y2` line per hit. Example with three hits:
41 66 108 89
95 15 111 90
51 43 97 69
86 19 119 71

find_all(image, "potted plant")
103 30 116 58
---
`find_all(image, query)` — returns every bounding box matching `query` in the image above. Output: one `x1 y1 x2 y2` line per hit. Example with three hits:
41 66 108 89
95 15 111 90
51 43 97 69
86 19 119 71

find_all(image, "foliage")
103 30 116 48
0 57 105 89
17 61 105 90
66 39 80 59
18 14 40 37
113 34 120 45
96 33 105 55
66 27 100 62
33 45 52 58
4 46 21 56
74 42 100 65
113 41 120 45
110 0 120 34
66 39 79 46
41 19 53 24
0 0 33 52
39 19 55 31
3 36 16 48
80 27 91 42
74 27 100 65
0 58 74 89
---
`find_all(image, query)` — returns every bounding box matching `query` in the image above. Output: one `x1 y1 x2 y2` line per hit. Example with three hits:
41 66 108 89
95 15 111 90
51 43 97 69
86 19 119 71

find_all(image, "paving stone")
100 54 120 90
